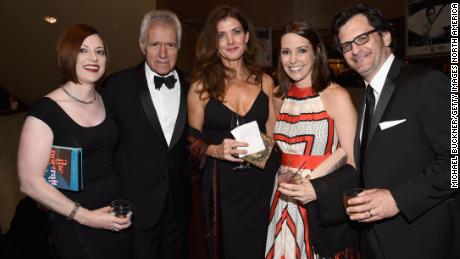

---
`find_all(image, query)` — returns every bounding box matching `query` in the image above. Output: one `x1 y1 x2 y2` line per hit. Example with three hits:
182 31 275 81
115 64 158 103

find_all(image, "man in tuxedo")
102 9 190 259
332 4 459 259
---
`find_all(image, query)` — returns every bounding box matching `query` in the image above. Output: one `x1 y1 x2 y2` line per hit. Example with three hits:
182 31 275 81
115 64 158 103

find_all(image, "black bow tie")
154 75 177 90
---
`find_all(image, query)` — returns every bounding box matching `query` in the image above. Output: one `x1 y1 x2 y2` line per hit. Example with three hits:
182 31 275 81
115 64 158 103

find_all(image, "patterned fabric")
265 85 338 259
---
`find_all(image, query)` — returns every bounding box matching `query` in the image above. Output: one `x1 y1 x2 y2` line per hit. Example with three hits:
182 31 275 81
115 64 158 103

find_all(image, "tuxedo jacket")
102 62 191 229
354 58 459 259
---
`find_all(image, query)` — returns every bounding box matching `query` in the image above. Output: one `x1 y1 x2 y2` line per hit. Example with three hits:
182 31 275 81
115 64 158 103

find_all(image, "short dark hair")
332 3 393 49
275 21 331 98
56 24 109 84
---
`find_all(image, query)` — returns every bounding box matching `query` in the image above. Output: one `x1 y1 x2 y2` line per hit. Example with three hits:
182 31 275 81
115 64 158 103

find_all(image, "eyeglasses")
338 29 379 53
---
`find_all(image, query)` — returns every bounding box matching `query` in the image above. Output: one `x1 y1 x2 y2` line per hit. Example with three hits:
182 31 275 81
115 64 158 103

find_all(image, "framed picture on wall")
406 0 451 57
255 28 273 68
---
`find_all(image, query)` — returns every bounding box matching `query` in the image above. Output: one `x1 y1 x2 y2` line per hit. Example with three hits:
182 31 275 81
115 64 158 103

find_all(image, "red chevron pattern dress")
265 85 338 259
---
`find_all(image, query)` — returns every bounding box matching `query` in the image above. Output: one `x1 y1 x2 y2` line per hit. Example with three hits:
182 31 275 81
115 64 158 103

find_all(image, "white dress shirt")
360 53 395 140
365 53 395 107
145 63 181 146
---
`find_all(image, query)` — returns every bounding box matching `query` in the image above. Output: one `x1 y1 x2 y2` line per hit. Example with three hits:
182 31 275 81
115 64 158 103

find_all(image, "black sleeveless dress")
28 97 130 259
202 90 279 259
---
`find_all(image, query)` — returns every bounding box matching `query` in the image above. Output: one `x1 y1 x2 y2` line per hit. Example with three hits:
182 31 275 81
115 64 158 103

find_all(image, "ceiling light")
44 16 57 24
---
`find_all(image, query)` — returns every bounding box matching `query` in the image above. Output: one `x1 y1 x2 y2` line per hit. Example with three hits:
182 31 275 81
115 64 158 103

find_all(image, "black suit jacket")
102 62 191 229
354 58 459 259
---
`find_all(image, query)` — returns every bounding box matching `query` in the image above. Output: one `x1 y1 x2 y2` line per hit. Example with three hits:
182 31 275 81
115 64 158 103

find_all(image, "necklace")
61 86 97 104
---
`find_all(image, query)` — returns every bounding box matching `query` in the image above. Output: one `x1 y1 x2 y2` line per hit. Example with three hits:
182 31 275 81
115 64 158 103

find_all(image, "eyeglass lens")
340 29 377 53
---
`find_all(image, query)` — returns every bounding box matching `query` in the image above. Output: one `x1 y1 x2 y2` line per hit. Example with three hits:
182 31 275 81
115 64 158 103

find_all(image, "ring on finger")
111 227 118 231
368 210 373 218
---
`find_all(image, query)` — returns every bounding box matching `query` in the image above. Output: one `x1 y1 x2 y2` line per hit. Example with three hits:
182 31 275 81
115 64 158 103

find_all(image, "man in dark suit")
332 4 459 259
102 9 190 259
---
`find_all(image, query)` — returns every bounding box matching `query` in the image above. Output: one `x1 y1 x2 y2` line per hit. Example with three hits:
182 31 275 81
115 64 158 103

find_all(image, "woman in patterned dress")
265 21 360 259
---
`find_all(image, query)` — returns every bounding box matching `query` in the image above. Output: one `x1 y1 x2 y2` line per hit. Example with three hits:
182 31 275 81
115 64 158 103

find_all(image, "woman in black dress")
17 24 131 259
188 5 279 259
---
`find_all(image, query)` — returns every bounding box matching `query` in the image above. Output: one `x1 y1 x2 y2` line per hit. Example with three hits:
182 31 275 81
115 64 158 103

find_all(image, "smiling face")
75 34 106 85
142 21 178 75
338 14 391 82
216 16 249 63
280 33 315 87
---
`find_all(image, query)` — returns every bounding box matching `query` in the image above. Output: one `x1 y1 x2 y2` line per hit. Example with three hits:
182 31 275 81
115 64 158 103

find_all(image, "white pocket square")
379 119 406 130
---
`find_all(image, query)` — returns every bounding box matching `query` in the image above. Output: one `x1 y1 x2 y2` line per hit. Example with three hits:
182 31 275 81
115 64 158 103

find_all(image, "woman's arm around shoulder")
187 81 208 132
272 85 284 116
261 73 278 137
320 83 357 166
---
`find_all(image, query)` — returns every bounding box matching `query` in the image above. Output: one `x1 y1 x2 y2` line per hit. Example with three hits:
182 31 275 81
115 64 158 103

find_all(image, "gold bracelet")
66 202 80 221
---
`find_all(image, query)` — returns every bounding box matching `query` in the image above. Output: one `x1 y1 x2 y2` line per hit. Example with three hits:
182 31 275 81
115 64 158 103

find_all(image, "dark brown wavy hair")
190 5 263 101
275 21 331 98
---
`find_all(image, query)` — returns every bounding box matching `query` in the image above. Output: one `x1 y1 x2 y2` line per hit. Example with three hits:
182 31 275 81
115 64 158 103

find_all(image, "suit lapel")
168 69 188 150
135 62 168 146
366 58 402 146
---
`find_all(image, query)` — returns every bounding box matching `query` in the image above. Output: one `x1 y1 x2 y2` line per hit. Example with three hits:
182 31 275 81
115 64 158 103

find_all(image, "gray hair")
139 9 182 50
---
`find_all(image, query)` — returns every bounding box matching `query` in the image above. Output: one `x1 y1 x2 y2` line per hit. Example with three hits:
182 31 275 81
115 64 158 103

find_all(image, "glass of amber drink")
111 199 132 218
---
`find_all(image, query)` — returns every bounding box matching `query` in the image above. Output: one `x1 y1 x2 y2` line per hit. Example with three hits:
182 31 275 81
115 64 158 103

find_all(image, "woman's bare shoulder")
261 73 275 92
321 82 351 102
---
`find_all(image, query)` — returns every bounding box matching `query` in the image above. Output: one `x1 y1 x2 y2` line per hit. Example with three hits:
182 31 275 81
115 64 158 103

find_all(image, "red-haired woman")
17 25 131 259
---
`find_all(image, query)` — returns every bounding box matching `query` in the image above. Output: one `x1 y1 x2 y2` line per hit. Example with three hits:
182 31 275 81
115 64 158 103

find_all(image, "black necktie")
360 85 375 169
154 75 177 90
